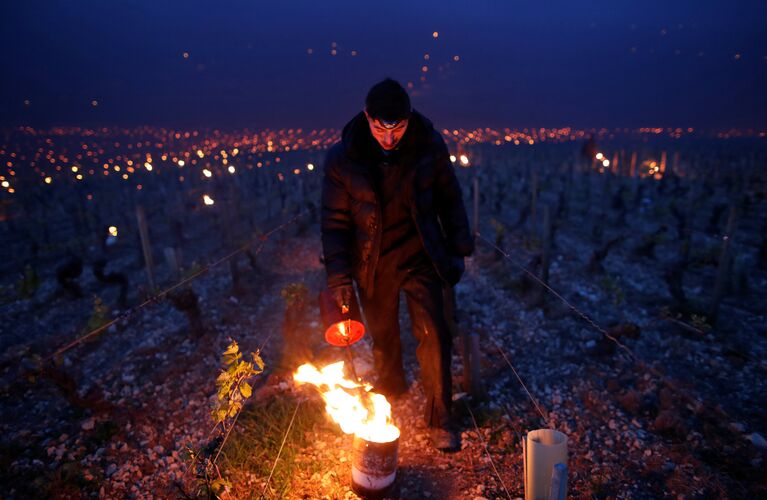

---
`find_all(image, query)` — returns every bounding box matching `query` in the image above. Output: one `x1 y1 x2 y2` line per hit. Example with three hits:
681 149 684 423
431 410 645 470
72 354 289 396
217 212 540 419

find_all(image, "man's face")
365 111 409 151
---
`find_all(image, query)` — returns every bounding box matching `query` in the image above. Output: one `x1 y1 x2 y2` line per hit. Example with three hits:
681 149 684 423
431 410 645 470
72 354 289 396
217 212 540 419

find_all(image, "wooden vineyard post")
710 206 738 323
630 151 640 204
672 151 680 175
582 164 591 216
629 151 637 178
444 287 472 396
135 205 156 291
533 204 552 307
530 168 539 237
601 166 611 222
472 176 479 237
619 149 626 177
267 175 275 219
225 199 243 295
469 332 485 399
164 247 180 281
680 183 698 265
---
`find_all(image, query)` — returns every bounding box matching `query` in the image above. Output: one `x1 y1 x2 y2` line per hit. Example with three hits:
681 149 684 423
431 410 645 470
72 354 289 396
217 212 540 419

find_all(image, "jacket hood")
341 109 435 163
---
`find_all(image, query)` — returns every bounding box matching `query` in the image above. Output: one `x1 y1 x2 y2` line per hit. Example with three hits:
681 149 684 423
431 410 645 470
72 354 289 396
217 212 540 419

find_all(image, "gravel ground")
2 205 766 498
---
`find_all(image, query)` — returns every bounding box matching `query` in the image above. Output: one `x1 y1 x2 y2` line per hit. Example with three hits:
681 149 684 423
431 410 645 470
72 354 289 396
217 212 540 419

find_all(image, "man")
320 78 473 451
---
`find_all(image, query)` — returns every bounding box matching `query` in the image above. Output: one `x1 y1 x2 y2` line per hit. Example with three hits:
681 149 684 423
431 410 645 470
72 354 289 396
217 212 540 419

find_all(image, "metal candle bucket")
351 435 399 498
319 288 365 346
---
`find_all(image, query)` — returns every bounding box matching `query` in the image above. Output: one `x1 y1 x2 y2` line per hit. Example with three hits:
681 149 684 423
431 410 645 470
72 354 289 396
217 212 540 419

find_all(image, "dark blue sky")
1 0 766 130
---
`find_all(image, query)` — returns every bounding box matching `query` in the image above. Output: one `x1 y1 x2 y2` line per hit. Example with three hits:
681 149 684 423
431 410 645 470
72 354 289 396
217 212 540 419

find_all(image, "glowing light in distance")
307 163 315 171
228 166 236 174
202 169 212 178
44 177 52 184
203 194 215 205
449 155 456 163
595 152 604 160
144 162 153 171
602 159 610 167
178 160 185 167
459 154 469 166
108 226 118 237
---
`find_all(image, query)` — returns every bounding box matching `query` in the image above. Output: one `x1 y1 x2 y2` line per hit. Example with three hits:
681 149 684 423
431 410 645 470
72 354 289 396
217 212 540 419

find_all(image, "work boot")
429 427 460 452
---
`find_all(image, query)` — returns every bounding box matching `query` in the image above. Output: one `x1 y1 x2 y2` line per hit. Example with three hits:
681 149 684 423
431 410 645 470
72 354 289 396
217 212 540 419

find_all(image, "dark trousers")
360 267 453 429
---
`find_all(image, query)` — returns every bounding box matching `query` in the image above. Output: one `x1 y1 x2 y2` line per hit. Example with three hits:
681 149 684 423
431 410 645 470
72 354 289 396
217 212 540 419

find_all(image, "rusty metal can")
319 288 365 346
351 435 398 498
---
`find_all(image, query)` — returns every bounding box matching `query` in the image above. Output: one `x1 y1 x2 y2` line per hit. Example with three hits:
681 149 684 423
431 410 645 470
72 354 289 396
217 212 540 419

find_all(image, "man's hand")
330 284 354 313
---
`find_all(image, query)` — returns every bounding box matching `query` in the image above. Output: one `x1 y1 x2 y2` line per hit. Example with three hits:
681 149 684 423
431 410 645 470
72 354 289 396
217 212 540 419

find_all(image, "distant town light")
203 194 215 205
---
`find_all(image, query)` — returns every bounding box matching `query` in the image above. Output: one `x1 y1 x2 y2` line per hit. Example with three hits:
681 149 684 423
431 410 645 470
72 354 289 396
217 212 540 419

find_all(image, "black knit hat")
365 78 411 123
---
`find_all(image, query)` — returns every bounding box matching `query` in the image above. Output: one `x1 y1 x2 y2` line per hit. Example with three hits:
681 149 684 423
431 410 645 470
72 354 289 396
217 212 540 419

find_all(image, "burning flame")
294 361 400 443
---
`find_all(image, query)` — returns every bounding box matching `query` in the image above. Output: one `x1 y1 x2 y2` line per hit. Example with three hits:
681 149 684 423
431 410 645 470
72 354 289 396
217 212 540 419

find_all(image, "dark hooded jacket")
321 109 474 296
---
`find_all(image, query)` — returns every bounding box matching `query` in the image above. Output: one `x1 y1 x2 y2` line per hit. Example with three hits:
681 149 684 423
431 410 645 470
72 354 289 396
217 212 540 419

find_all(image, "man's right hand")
330 284 354 313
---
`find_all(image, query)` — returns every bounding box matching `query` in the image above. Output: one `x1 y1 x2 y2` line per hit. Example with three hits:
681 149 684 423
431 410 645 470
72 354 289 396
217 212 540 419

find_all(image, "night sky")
1 0 766 130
